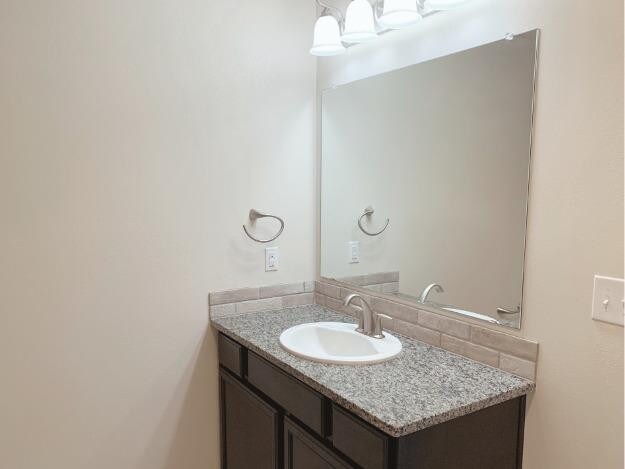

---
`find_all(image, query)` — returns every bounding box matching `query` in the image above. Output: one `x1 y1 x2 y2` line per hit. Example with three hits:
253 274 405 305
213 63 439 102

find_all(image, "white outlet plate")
591 275 624 326
265 247 279 272
347 241 360 264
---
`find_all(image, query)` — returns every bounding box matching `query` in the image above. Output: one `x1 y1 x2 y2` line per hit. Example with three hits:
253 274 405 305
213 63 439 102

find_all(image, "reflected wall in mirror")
320 30 539 329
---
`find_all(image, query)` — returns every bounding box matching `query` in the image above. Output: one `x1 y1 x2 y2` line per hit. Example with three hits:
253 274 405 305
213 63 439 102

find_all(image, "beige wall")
0 1 315 468
318 0 624 467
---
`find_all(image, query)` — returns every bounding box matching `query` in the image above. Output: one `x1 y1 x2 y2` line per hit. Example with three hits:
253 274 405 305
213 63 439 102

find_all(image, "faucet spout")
419 283 444 304
343 293 374 336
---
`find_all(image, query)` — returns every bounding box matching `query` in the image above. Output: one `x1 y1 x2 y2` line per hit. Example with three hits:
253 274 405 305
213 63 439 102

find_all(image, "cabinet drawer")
247 351 327 436
218 333 245 378
332 405 391 469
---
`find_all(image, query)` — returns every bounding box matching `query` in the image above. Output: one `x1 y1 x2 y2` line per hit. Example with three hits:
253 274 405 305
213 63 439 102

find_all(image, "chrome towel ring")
357 206 389 237
243 209 285 243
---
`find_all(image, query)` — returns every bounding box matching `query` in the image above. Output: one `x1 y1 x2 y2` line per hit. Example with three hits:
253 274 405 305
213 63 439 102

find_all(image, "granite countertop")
211 305 535 437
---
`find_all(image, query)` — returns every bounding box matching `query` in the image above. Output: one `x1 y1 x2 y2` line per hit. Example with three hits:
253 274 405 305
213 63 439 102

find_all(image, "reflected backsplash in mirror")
320 30 539 329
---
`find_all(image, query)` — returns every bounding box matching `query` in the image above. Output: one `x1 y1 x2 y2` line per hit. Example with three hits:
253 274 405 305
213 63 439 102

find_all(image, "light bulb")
342 0 378 44
423 0 472 11
310 15 346 56
378 0 420 29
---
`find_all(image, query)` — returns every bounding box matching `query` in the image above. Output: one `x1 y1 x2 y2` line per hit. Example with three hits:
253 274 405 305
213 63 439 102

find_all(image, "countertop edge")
211 319 535 437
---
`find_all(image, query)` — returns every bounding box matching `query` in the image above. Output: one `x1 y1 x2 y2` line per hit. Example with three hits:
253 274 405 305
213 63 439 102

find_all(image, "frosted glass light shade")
378 0 420 29
423 0 472 10
342 0 378 44
310 16 346 56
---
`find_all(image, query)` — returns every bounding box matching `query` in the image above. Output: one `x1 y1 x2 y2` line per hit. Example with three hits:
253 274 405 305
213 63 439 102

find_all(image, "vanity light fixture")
422 0 472 10
378 0 420 29
342 0 378 43
310 0 474 57
310 15 346 56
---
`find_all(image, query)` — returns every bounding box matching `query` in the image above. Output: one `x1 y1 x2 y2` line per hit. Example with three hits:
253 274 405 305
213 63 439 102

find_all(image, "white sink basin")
279 322 402 365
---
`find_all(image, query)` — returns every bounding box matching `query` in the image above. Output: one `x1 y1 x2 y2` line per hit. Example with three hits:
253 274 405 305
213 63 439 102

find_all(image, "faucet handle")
372 313 392 339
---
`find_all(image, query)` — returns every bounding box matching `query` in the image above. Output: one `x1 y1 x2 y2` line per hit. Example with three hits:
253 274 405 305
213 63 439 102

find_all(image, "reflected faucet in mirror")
419 283 444 304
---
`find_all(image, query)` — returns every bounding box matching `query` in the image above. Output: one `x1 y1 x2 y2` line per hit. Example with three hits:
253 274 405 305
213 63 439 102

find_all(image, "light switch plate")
347 241 360 264
591 275 624 326
265 247 279 272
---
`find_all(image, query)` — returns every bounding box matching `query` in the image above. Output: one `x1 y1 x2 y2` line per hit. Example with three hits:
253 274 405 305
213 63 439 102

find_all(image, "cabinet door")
220 369 280 469
284 417 353 469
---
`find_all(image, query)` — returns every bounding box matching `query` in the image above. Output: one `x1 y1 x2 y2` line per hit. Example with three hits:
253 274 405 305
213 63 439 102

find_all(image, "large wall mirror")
320 30 539 329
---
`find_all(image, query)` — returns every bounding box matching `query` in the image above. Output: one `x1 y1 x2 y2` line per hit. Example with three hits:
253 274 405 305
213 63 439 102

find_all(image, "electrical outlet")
591 275 624 326
265 247 279 272
347 241 360 264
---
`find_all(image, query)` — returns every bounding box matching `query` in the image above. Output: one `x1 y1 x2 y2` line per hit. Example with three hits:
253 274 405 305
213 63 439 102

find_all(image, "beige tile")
393 319 441 347
381 282 399 293
314 293 326 306
259 282 304 298
281 293 315 307
323 295 343 312
471 326 538 361
235 297 282 314
380 314 394 330
315 281 341 299
342 304 360 317
371 297 418 323
418 310 471 340
337 275 368 286
340 289 375 315
304 280 315 293
441 334 499 368
499 354 536 381
315 292 342 311
209 303 236 319
344 306 361 320
210 287 259 305
366 271 399 284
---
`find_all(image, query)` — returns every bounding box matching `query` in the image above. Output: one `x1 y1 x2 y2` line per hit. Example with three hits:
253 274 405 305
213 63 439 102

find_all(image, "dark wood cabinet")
219 369 280 469
218 333 526 469
395 396 525 469
247 351 328 436
218 334 245 378
284 417 352 469
332 405 391 469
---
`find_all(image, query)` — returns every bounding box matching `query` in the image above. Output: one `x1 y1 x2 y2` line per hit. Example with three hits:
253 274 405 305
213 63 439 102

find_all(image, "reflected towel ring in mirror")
357 206 390 236
242 209 285 243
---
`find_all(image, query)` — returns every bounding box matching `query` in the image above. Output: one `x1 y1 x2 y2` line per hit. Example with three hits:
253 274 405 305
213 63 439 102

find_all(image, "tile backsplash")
335 271 400 294
209 281 315 318
209 279 539 381
314 279 539 381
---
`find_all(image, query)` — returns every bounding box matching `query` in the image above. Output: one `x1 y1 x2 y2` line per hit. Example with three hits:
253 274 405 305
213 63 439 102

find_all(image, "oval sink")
279 322 402 365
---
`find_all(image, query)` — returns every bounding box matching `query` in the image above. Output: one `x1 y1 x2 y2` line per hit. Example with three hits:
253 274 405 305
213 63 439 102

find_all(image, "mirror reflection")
320 30 539 329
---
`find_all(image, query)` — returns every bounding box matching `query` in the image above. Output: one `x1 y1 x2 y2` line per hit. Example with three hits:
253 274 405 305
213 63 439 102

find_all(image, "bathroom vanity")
213 25 540 469
212 305 534 469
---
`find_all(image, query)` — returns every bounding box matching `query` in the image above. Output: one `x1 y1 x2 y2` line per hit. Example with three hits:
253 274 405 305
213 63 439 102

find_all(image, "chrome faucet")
419 283 444 304
343 293 391 339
